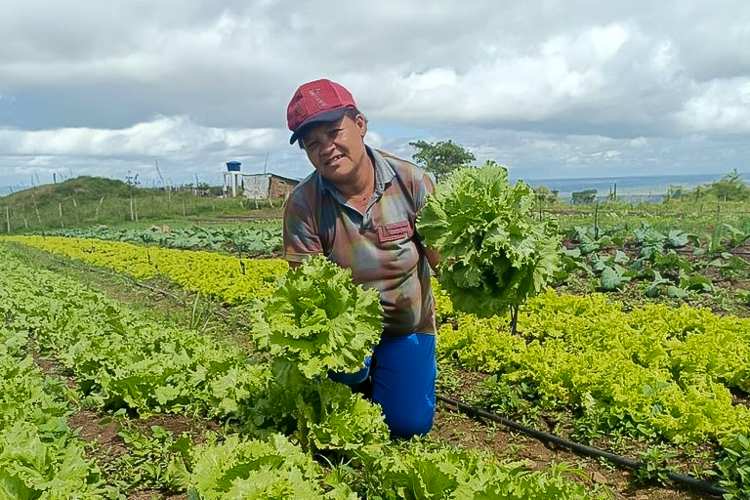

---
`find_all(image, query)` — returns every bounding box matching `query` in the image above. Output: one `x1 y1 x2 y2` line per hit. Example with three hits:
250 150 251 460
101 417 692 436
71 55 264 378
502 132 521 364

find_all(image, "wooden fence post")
95 197 104 221
32 194 42 223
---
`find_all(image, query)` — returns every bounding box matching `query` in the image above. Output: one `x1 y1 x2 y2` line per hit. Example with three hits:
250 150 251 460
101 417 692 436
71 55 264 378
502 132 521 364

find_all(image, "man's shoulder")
376 149 416 170
374 149 429 182
285 172 326 218
289 171 323 198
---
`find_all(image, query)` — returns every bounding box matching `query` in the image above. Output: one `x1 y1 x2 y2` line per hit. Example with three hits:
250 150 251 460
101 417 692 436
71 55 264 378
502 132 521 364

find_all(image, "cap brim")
289 108 349 145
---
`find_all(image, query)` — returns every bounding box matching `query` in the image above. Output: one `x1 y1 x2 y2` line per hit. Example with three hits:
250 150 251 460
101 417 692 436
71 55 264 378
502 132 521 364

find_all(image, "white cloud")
0 116 280 157
1 0 749 190
677 79 750 133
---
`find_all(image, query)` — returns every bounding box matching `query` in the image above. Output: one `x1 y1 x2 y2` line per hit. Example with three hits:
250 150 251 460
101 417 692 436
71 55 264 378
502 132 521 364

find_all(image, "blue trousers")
329 333 436 438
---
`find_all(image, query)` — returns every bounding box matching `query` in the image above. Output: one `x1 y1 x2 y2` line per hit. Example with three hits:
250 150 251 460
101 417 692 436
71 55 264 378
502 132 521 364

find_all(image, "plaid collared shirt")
283 147 436 336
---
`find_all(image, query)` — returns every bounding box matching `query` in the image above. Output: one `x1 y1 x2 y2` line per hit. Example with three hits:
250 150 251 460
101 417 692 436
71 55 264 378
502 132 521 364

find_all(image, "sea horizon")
1 171 745 199
512 171 744 201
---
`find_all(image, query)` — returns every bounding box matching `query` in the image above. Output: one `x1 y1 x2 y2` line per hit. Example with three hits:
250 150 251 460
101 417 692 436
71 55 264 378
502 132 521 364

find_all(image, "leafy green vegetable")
644 271 673 297
0 243 613 499
0 315 108 500
718 433 750 500
251 255 382 378
187 433 358 500
417 162 560 318
438 288 750 446
35 224 283 255
666 229 690 248
599 265 629 290
369 439 598 499
244 359 390 457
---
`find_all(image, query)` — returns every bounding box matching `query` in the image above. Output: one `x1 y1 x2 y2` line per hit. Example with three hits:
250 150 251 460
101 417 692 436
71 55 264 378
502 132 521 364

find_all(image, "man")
283 78 439 438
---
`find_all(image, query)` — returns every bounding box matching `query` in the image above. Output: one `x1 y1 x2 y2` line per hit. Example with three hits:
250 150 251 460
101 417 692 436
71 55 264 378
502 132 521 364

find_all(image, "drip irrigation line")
671 248 750 257
565 243 750 258
436 394 727 497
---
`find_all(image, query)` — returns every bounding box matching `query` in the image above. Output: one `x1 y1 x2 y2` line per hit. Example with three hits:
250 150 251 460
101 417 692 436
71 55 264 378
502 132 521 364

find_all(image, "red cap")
287 79 358 144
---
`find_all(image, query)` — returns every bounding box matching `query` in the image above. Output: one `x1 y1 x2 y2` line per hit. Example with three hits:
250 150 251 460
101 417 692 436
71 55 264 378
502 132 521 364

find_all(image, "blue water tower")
226 161 241 172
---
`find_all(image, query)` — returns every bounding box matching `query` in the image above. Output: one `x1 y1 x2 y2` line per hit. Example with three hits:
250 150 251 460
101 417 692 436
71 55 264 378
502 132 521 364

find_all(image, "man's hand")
424 247 440 275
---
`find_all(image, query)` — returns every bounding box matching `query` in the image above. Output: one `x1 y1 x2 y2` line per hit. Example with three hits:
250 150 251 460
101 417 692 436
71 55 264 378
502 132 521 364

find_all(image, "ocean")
513 172 737 203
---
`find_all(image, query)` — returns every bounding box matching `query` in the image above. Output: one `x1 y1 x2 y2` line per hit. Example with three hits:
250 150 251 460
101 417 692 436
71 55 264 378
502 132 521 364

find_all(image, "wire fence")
2 191 285 233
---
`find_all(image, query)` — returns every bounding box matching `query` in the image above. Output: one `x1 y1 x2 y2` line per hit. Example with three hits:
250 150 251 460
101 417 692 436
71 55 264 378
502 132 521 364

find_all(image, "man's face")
300 114 368 186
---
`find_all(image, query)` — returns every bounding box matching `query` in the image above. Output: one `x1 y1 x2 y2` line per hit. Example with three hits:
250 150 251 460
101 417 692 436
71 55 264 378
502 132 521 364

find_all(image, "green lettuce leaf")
417 162 561 317
251 255 382 378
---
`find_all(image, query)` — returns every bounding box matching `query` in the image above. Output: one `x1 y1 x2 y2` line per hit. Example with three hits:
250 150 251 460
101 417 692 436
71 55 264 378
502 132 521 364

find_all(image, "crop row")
558 222 750 299
9 234 750 446
11 234 750 494
440 290 750 443
2 235 288 304
437 290 750 496
1 304 113 498
32 224 282 255
10 236 750 433
0 243 605 499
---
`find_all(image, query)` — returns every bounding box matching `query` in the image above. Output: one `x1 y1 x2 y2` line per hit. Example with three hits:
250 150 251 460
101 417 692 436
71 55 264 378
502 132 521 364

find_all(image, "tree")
533 185 558 205
704 169 750 201
409 140 476 182
571 189 597 205
666 185 685 201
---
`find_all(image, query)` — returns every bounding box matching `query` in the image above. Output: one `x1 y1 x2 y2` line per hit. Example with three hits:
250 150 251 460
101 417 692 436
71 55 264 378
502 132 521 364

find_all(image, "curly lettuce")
417 161 560 318
251 255 383 378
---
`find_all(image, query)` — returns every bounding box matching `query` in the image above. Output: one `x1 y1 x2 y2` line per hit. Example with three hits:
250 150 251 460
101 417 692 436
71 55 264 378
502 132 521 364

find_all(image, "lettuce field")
2 195 750 499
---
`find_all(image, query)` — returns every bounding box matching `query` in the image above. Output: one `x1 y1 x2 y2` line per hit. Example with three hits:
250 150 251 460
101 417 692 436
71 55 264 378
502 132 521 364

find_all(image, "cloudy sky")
1 0 749 193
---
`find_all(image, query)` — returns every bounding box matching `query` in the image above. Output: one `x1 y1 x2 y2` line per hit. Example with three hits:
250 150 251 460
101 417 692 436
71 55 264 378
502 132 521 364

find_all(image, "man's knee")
383 403 435 438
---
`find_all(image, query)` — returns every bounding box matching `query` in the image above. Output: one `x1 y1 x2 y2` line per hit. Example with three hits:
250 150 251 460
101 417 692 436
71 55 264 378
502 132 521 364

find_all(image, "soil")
732 388 750 408
65 404 219 500
128 491 186 500
433 363 722 500
68 410 128 462
431 409 709 500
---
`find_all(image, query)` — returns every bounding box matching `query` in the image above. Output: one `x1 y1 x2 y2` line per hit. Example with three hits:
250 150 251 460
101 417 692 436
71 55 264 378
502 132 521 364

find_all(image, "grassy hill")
0 176 283 233
2 176 135 205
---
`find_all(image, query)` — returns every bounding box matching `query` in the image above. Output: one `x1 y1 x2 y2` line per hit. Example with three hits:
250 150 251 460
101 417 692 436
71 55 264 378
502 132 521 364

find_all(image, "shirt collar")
370 147 396 193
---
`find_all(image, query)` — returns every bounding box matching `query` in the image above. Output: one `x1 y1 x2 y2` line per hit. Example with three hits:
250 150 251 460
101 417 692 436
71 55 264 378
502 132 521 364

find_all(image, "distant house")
242 173 299 200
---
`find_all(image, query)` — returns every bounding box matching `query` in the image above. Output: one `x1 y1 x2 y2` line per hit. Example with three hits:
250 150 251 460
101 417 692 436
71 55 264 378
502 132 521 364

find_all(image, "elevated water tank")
226 161 241 172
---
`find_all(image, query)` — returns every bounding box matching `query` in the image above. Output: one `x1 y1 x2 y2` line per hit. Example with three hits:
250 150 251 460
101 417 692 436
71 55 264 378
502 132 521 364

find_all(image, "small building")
242 173 299 200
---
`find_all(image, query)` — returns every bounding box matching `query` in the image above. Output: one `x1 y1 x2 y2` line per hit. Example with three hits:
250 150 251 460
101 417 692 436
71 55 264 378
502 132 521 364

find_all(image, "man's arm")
283 191 324 267
424 246 440 275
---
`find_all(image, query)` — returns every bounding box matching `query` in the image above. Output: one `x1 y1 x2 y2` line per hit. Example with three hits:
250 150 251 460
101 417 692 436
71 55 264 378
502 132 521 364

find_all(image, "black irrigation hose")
436 394 728 497
668 247 750 257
